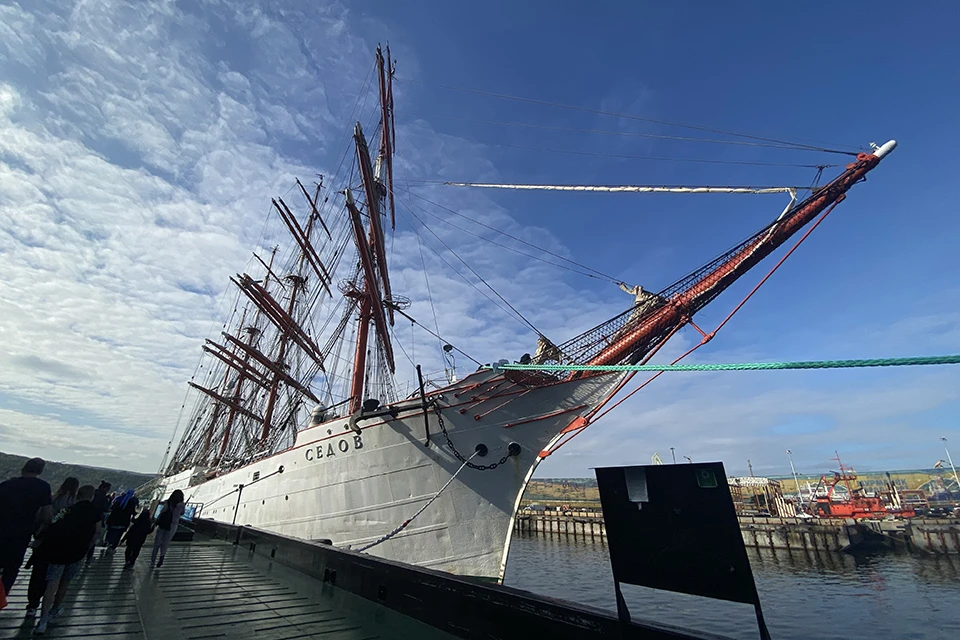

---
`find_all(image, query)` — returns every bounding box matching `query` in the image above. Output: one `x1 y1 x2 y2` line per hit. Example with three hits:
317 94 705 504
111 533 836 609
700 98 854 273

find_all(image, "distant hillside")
524 478 599 505
0 451 156 493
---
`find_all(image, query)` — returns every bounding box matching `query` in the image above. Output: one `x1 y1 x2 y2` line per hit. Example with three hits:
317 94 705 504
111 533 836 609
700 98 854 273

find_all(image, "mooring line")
492 354 960 373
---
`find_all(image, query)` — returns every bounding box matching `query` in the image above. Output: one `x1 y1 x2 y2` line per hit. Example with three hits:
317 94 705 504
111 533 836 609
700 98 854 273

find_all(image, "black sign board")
596 463 770 639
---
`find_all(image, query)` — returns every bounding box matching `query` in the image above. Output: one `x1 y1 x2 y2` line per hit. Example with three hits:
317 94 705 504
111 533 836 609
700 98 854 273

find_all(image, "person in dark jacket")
0 457 52 595
105 490 138 549
25 477 79 615
33 485 100 635
86 481 111 561
120 509 153 569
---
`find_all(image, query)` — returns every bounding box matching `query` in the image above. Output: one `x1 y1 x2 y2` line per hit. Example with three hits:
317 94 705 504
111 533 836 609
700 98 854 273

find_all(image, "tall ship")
157 47 897 581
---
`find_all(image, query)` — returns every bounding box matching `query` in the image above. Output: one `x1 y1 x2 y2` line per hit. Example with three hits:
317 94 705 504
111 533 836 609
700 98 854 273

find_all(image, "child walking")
120 509 153 569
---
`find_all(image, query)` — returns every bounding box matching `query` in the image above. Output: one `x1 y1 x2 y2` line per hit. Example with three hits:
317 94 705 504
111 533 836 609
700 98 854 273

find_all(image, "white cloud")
0 0 355 469
0 407 157 465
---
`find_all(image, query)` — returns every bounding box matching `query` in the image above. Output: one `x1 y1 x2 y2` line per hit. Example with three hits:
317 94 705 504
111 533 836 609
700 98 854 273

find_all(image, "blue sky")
0 0 957 477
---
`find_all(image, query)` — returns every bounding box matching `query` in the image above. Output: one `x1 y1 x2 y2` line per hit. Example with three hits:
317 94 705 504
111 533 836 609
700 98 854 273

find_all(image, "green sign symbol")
697 469 718 488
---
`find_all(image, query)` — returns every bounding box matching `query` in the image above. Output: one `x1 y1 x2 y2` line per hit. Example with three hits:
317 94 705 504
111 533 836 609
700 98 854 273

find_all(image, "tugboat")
811 452 890 519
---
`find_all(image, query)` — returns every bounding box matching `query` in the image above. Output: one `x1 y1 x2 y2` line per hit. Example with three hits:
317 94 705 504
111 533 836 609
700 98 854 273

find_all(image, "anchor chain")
434 406 511 471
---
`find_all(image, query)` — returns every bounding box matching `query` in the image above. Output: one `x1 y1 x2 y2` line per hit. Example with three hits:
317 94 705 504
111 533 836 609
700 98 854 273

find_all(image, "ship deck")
1 539 452 640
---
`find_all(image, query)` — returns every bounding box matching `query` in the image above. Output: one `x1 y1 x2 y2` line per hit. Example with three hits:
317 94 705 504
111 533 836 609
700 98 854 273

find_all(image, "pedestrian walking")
150 490 185 568
25 477 79 615
0 458 52 595
105 490 138 549
50 479 80 519
87 481 111 560
120 509 153 569
33 484 100 635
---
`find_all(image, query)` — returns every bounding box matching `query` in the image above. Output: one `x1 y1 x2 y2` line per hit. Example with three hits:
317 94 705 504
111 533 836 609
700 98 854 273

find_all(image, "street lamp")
670 447 676 464
786 449 803 503
942 437 960 496
683 456 692 464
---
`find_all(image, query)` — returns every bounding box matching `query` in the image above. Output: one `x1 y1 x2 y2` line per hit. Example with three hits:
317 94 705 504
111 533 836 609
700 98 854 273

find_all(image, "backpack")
156 506 173 530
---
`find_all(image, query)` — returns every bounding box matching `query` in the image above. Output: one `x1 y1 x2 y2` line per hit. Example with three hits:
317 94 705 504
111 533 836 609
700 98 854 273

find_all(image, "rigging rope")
392 193 545 337
394 206 535 337
394 76 860 155
452 140 844 168
416 233 446 359
355 450 480 552
392 307 482 366
406 111 853 154
393 185 620 282
395 189 616 282
442 183 805 195
492 355 960 373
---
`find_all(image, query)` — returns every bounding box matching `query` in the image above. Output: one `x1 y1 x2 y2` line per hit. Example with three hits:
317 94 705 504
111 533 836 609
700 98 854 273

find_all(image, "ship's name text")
304 435 363 462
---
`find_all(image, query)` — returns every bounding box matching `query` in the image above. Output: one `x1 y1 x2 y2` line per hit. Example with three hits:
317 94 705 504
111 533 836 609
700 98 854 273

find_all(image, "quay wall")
514 512 960 555
738 516 859 552
911 518 960 554
514 512 606 540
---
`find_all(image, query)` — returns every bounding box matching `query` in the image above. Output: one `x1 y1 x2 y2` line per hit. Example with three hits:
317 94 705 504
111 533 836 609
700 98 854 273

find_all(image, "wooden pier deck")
3 521 733 640
0 540 452 640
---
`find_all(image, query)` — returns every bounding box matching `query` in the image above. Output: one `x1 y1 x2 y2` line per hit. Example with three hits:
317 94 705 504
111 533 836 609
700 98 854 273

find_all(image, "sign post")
596 462 771 640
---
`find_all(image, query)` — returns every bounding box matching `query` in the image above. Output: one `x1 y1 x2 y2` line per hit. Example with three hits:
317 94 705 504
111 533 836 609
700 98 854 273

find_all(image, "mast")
345 47 398 414
357 111 394 325
833 451 857 497
260 202 318 446
259 275 302 444
194 242 276 467
348 274 373 415
201 351 234 459
377 45 396 230
386 46 396 228
344 182 395 413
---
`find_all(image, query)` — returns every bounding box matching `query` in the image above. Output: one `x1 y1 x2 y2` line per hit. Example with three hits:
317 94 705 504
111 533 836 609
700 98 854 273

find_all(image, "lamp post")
786 449 803 503
683 456 692 464
943 437 960 497
670 447 676 464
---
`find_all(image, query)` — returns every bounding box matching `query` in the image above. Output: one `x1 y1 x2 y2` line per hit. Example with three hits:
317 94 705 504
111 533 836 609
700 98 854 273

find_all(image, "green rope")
492 355 960 373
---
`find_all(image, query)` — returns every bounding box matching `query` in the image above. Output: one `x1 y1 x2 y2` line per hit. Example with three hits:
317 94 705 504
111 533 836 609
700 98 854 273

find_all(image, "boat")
809 453 907 519
155 46 897 581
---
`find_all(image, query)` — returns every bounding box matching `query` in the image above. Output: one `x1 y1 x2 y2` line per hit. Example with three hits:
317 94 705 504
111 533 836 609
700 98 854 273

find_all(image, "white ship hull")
160 368 621 580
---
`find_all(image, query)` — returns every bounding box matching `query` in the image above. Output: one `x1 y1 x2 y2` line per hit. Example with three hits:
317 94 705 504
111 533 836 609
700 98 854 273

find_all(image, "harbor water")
504 532 960 640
